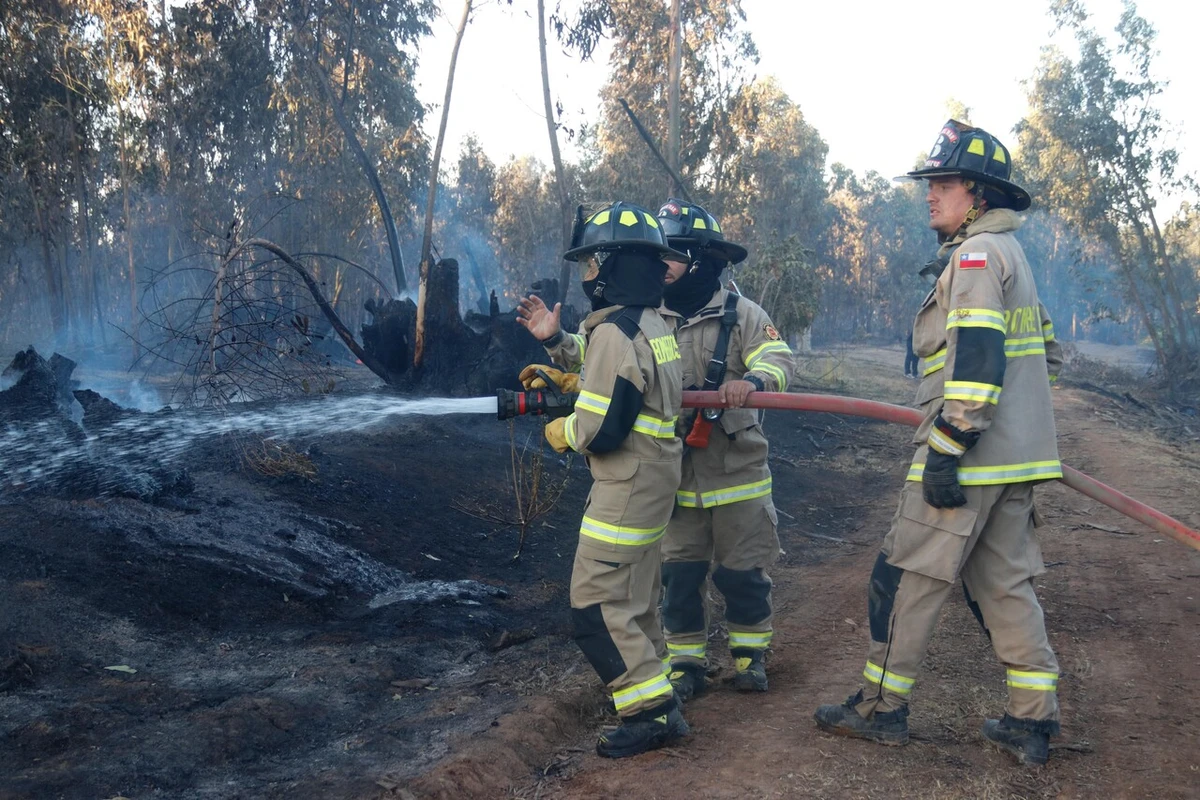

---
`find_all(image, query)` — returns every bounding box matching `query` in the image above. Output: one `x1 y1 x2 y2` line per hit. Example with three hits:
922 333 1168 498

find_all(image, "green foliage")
736 236 820 339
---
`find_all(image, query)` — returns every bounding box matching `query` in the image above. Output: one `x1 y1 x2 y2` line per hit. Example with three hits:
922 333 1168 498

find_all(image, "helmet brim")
666 237 749 265
897 168 1031 212
561 241 691 263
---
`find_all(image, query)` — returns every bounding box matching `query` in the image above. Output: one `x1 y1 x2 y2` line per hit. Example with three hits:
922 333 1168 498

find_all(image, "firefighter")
813 120 1066 767
654 199 794 699
516 201 690 758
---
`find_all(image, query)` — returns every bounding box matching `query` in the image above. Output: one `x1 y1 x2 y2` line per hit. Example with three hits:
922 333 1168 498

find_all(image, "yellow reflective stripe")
863 660 914 695
729 630 772 649
947 308 1006 333
1005 336 1047 357
565 413 578 451
675 490 700 508
667 642 706 658
1042 321 1055 342
580 515 666 546
745 340 792 363
944 380 1002 405
575 389 610 416
697 478 772 508
569 332 587 361
632 413 677 438
1007 669 1058 691
1048 374 1058 384
907 461 1064 485
611 671 674 712
746 342 792 391
927 427 966 457
923 348 947 376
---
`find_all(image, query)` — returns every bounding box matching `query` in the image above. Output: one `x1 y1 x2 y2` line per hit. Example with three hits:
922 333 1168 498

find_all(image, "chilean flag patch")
959 252 988 269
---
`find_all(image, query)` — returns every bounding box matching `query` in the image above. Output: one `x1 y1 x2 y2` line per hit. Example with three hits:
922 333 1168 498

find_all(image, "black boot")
731 648 769 692
596 698 690 759
668 662 707 702
981 714 1058 766
813 689 910 745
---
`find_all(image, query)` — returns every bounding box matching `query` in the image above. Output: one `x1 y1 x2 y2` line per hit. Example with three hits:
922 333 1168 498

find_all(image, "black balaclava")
583 250 668 312
664 251 724 318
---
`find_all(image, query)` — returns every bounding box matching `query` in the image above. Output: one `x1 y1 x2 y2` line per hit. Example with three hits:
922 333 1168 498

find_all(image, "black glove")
922 451 967 509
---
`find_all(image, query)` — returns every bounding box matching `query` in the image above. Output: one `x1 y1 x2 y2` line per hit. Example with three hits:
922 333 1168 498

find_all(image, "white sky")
415 0 1198 201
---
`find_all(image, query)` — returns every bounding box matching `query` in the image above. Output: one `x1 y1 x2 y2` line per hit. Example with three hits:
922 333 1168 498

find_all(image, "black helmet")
562 201 690 262
901 120 1031 212
656 198 748 264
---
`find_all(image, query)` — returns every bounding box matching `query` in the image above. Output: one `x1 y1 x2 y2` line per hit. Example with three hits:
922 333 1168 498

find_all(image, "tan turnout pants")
570 542 672 718
856 481 1060 723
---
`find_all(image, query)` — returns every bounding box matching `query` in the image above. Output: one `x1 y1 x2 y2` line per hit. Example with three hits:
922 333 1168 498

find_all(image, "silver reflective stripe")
729 631 772 649
611 671 673 711
667 642 706 658
580 516 666 546
863 660 914 694
1006 669 1058 691
908 461 1063 485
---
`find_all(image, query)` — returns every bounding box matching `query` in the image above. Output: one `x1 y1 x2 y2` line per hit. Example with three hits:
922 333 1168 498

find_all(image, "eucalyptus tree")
1018 0 1199 392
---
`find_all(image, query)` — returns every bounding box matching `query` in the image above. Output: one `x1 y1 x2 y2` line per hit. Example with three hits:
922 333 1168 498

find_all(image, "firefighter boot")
981 714 1053 766
813 689 910 745
668 662 707 702
732 649 768 692
596 698 689 759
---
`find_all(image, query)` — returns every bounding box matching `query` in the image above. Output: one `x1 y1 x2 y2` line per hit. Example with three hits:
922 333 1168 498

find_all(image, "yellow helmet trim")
589 209 610 226
692 218 708 230
967 138 986 156
618 210 638 226
643 212 659 228
992 148 1007 163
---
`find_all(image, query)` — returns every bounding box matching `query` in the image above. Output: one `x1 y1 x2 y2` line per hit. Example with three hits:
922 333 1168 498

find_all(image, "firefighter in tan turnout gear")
814 121 1066 766
655 200 794 699
516 201 690 758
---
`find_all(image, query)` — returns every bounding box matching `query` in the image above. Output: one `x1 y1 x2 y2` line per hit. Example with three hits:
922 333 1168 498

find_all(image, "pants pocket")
883 484 978 582
570 550 634 608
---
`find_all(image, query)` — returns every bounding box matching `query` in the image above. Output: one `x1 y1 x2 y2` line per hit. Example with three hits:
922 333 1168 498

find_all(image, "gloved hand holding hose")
519 364 580 394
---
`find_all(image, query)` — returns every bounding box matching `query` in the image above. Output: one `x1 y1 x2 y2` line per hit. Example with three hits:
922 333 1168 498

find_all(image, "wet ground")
1 345 1197 799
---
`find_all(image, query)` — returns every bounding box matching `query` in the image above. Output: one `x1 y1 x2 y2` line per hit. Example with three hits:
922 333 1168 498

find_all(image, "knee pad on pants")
661 560 709 633
571 604 627 684
712 565 771 626
868 552 903 643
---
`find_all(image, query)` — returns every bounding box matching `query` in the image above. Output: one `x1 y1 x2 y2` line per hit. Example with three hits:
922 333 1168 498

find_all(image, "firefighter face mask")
584 250 669 311
664 250 724 318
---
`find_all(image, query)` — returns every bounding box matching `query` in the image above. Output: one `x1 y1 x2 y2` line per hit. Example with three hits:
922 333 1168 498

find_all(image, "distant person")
904 330 919 378
516 202 690 758
813 120 1066 766
654 199 795 699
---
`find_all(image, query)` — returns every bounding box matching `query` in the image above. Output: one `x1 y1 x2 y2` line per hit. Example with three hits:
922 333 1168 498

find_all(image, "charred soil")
1 345 1197 800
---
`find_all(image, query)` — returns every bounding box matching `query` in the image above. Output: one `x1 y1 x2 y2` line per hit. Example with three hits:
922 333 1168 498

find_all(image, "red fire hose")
683 391 1200 553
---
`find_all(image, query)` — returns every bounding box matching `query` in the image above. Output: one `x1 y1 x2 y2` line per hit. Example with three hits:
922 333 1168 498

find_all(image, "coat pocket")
883 484 979 582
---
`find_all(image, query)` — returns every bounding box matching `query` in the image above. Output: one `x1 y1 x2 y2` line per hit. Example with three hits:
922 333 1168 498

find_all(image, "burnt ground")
2 345 1198 799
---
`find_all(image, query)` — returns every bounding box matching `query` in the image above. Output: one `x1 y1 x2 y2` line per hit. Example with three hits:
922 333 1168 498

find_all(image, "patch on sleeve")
762 323 781 341
958 252 988 269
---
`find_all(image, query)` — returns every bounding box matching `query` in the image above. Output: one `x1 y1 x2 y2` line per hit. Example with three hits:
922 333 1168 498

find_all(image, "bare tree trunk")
666 0 682 196
30 187 65 341
415 0 472 368
537 0 574 307
118 119 139 361
307 56 407 295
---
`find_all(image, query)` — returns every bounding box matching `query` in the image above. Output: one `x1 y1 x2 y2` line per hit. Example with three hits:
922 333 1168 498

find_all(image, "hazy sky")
414 0 1198 200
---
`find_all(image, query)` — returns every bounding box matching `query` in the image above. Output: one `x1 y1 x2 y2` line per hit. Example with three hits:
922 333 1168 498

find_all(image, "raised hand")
516 294 562 342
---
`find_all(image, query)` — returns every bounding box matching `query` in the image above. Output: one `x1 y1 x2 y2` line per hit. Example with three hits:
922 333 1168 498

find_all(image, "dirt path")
2 345 1196 799
491 350 1200 800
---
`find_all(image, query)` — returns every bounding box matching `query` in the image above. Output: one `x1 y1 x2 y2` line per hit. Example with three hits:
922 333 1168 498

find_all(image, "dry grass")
240 438 318 481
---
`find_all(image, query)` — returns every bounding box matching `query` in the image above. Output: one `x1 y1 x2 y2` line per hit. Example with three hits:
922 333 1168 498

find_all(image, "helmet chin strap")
940 179 986 245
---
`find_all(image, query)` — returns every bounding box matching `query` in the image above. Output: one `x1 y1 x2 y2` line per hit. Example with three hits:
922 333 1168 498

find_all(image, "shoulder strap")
700 293 740 391
597 305 644 341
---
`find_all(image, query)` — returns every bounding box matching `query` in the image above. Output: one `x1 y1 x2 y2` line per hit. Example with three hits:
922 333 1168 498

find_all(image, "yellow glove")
544 417 571 453
519 364 581 393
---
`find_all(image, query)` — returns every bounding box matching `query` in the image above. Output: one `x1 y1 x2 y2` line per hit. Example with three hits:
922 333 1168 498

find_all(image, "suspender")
700 292 741 392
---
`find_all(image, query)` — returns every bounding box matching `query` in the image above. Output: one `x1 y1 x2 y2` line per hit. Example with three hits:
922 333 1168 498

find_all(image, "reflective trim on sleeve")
1006 669 1058 692
676 489 701 508
745 340 792 363
944 380 1002 405
632 413 678 439
667 642 707 659
863 660 914 695
907 460 1064 485
1041 321 1055 343
947 308 1006 333
922 348 947 376
729 630 772 650
745 342 792 392
570 332 587 361
928 427 967 457
611 671 674 713
1005 336 1047 358
564 413 579 451
580 516 667 547
575 389 611 416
